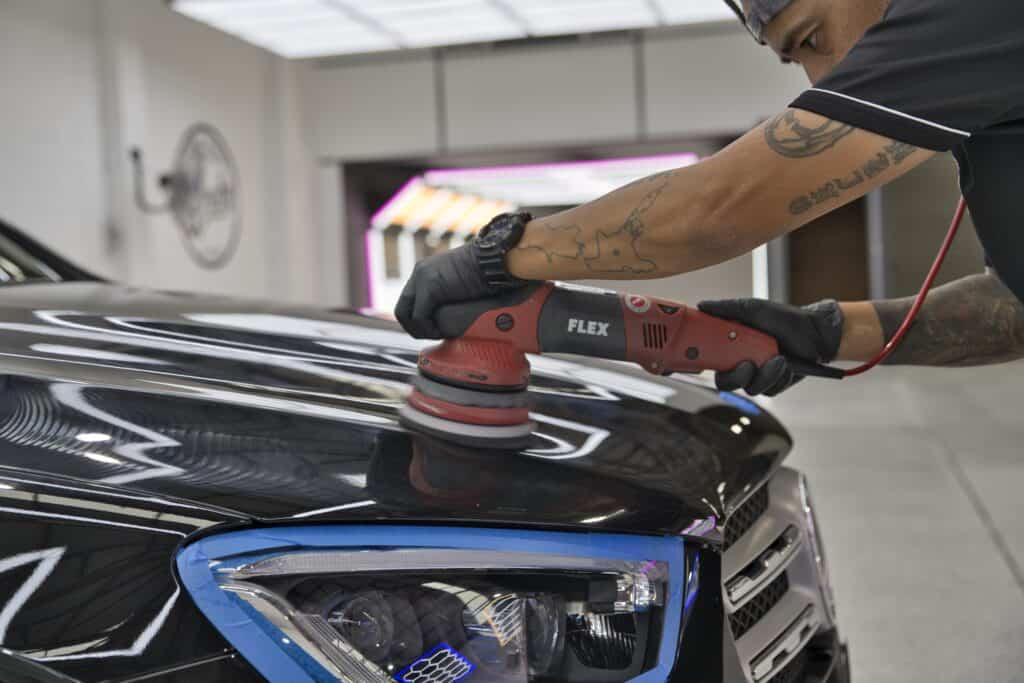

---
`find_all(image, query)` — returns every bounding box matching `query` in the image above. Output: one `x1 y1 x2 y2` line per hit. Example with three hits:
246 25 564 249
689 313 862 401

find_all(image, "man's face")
742 0 887 83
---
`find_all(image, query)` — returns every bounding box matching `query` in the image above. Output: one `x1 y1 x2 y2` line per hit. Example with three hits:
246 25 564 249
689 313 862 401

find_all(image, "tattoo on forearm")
514 171 673 274
788 140 918 215
765 110 855 158
873 272 1024 367
513 223 584 262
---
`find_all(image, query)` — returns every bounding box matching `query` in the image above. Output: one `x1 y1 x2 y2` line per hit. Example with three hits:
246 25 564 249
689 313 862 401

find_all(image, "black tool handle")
787 358 846 380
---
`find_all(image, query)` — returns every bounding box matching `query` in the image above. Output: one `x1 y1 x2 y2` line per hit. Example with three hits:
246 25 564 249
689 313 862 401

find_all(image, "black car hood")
0 283 791 537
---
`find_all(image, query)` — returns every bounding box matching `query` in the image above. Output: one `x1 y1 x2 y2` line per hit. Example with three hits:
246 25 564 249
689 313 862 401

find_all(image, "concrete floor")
764 361 1024 682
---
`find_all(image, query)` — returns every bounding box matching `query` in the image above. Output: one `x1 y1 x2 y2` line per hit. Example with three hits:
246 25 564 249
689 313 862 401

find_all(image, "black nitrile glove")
394 243 532 339
395 212 534 338
697 298 844 397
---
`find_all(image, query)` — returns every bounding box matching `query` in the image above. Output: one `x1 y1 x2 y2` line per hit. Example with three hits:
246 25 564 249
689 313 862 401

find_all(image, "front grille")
767 646 808 683
724 486 770 550
729 572 789 639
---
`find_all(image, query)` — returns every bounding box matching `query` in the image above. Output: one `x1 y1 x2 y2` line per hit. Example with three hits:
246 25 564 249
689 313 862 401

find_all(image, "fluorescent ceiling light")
75 433 112 443
170 0 738 59
83 452 122 466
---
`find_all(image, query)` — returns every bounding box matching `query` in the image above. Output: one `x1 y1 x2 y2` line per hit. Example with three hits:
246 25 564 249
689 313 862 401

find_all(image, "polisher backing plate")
398 402 536 449
412 373 529 408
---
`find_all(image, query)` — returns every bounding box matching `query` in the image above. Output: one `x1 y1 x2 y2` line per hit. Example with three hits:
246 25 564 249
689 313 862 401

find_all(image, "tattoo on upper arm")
873 272 1024 367
765 110 855 158
788 140 918 215
514 171 673 274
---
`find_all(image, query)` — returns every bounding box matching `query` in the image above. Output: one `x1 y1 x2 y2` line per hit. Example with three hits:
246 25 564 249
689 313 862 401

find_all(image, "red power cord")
843 196 969 377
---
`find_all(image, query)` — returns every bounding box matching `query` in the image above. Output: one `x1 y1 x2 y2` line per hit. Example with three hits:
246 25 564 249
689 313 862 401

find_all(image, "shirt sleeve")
790 0 1024 151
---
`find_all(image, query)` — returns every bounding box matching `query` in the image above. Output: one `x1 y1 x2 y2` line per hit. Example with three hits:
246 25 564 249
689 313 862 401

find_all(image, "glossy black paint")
670 546 724 683
0 226 792 681
0 472 239 681
0 649 79 682
0 282 790 533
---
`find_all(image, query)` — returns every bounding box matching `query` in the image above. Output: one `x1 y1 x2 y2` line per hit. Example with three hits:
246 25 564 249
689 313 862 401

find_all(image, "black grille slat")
723 486 769 549
729 572 788 639
767 646 809 683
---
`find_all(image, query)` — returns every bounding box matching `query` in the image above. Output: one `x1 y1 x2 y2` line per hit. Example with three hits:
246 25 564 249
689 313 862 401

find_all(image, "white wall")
444 39 638 149
0 0 324 303
308 57 439 161
0 1 108 272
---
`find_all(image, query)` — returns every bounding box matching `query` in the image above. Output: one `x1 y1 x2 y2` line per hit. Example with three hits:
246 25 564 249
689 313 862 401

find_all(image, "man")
396 0 1024 396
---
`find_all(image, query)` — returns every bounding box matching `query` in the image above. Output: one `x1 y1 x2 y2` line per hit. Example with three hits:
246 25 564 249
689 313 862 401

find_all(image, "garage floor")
766 362 1024 682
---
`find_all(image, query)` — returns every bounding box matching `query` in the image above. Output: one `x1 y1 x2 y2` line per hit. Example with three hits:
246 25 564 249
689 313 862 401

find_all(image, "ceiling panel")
171 0 739 59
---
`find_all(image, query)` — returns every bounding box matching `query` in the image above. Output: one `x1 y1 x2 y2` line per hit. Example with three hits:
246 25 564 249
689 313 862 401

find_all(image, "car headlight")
799 474 837 622
178 526 690 683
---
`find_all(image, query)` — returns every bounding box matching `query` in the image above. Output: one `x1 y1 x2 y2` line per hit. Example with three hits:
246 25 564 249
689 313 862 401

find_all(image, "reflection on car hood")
0 283 791 537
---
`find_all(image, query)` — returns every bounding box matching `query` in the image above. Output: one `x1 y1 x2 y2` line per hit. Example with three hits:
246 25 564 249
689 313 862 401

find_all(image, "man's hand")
697 298 844 396
394 244 504 338
396 212 534 338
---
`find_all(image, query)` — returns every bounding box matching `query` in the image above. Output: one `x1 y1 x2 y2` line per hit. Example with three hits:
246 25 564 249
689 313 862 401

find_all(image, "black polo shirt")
789 0 1024 301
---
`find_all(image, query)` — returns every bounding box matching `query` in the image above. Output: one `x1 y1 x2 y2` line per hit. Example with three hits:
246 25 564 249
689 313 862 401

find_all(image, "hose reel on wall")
130 122 241 270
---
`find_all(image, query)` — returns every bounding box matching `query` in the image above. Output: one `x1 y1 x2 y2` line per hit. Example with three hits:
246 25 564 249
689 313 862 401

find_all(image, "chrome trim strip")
726 525 802 610
223 548 659 578
750 605 820 681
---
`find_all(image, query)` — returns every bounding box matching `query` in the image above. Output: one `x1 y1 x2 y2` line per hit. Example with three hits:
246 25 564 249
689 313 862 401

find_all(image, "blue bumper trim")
177 525 689 683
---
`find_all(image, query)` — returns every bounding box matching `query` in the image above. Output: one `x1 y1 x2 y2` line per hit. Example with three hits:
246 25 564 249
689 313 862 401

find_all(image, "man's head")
727 0 888 83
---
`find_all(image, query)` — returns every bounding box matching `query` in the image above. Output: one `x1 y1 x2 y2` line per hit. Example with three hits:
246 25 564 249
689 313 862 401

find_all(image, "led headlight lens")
216 549 667 683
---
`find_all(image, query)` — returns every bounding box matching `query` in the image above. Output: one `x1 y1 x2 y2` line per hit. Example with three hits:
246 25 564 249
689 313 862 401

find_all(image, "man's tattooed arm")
505 108 933 282
513 171 672 274
873 272 1024 366
788 141 918 215
765 110 855 157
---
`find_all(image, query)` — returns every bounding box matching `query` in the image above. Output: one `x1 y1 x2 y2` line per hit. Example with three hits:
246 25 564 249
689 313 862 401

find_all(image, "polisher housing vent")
642 323 669 350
